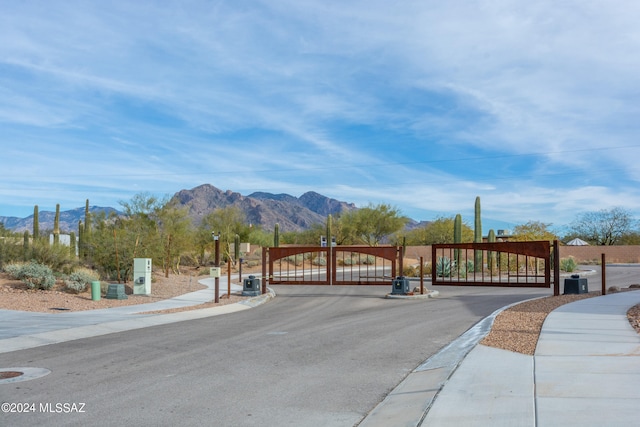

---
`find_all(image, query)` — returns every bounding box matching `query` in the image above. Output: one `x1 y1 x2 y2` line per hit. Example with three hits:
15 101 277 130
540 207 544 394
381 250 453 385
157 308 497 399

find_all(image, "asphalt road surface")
1 265 636 426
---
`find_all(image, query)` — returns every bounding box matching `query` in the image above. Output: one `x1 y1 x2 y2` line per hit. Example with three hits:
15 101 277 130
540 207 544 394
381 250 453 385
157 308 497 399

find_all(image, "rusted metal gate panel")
332 246 400 285
432 241 558 289
266 245 401 285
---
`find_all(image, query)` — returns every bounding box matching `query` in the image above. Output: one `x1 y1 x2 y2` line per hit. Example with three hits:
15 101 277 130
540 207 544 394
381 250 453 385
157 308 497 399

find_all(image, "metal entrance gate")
432 240 561 295
263 245 402 285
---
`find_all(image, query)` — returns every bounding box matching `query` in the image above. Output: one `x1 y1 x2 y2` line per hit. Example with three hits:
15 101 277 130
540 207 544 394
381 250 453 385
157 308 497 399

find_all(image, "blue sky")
1 1 640 233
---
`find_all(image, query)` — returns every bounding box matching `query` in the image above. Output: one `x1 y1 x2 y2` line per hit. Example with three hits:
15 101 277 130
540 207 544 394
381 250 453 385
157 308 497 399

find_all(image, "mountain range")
0 184 359 233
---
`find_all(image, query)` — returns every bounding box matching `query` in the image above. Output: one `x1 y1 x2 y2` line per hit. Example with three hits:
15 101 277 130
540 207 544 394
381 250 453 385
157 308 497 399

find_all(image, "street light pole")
212 231 220 303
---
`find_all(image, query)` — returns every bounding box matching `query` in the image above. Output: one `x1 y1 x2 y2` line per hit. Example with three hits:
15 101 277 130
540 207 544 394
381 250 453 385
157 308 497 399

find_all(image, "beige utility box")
133 258 152 295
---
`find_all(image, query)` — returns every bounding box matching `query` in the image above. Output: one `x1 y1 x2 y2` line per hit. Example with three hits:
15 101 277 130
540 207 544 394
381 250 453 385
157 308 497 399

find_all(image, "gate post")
262 247 268 294
601 253 606 295
553 240 560 296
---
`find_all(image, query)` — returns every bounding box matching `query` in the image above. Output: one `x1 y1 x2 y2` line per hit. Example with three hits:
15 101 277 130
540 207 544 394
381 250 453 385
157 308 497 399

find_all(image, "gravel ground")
1 270 638 351
0 268 246 313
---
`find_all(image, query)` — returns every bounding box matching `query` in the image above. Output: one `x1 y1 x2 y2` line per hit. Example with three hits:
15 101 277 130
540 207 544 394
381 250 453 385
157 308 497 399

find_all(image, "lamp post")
212 231 220 303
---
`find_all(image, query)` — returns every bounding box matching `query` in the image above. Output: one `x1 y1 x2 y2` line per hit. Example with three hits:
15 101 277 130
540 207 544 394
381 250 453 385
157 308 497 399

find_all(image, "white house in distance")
49 233 78 255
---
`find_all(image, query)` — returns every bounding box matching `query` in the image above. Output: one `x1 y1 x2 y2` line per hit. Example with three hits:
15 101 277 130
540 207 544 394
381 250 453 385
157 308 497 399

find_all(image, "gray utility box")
564 274 588 294
243 275 261 296
391 276 410 295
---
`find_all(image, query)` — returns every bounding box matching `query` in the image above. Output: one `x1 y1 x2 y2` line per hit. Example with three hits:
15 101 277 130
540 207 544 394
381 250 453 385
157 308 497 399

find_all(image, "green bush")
403 265 418 277
29 240 73 272
436 256 453 277
560 256 577 272
361 255 376 265
4 262 26 279
6 260 56 290
312 256 327 266
285 254 304 265
65 268 100 293
340 257 355 266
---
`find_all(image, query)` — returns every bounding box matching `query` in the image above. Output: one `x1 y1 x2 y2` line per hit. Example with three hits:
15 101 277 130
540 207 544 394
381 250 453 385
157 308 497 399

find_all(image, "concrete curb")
0 288 276 354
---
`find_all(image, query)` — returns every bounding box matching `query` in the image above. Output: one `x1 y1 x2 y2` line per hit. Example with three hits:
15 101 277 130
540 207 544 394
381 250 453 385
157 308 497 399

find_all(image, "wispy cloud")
1 0 639 231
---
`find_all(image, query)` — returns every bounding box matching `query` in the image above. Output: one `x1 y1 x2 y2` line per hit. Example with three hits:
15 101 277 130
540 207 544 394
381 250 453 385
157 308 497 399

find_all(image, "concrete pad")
536 396 639 427
536 356 640 398
421 345 534 427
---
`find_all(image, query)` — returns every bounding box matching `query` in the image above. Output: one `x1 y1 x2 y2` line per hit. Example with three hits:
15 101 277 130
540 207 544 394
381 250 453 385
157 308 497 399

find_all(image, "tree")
156 201 193 277
405 216 473 245
90 193 163 280
198 206 250 264
569 207 635 245
512 221 559 242
337 203 408 246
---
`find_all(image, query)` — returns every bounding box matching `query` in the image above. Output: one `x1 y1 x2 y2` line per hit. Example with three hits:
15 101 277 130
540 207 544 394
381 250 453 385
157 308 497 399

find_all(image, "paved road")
1 283 555 427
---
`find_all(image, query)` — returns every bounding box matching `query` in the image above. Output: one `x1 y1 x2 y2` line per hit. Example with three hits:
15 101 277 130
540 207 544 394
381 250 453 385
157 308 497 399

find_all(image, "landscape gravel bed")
0 270 244 313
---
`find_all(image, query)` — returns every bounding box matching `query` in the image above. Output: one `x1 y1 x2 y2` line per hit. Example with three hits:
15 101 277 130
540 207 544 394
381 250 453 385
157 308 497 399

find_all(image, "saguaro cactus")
33 205 39 241
69 232 77 258
453 213 462 267
487 229 496 273
23 230 30 260
474 197 482 272
78 220 84 258
234 234 240 261
273 223 280 247
53 203 60 245
83 200 91 259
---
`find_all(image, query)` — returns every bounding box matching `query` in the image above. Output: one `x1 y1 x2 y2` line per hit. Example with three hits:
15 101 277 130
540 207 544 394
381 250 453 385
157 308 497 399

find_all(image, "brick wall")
404 245 640 264
559 245 640 264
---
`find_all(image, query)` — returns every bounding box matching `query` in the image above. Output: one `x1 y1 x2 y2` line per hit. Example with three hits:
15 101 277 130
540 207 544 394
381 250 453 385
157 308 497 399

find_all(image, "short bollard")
91 281 101 301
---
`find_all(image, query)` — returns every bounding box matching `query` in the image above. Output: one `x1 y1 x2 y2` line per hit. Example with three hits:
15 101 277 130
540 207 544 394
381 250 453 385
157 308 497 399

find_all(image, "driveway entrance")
263 245 402 285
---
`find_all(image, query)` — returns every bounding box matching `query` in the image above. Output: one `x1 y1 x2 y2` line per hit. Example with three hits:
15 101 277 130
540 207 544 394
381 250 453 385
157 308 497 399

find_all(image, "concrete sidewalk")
0 277 274 354
360 290 640 427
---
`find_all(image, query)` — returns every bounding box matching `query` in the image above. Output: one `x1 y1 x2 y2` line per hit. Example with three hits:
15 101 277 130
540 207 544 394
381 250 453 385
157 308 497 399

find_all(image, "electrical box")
564 274 588 294
133 258 152 295
243 275 261 296
391 276 410 295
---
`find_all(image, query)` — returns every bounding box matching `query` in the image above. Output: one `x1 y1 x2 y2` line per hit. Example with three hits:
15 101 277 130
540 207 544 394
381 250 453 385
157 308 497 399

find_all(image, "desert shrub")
8 260 56 290
340 257 355 266
560 256 577 272
403 265 418 277
0 239 24 269
465 260 475 273
285 254 304 265
3 262 26 279
423 262 432 275
29 240 72 272
65 268 100 293
436 256 453 277
312 256 327 266
361 255 376 265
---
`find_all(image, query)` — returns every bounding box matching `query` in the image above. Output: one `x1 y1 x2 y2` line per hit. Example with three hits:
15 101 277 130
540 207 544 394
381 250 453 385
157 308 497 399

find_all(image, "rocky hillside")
0 207 120 234
172 184 356 232
0 185 358 234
